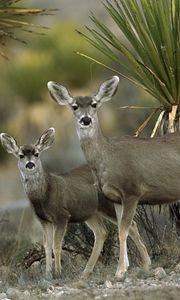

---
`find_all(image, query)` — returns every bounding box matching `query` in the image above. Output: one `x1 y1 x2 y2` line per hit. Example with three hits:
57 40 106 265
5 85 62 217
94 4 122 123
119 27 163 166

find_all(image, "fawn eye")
19 154 24 159
34 153 39 157
91 102 97 108
72 104 78 111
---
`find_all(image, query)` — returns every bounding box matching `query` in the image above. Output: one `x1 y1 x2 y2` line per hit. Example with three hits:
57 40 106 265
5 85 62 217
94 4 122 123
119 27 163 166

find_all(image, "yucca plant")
78 0 179 134
0 0 54 59
78 0 180 232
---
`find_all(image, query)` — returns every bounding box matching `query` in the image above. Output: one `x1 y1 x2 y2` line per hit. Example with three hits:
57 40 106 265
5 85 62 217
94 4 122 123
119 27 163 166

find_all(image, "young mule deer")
0 128 150 278
0 128 150 280
48 76 180 280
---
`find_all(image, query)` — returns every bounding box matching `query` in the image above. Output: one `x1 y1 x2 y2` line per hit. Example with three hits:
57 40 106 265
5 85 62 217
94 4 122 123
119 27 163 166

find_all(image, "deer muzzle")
26 162 35 169
80 116 92 126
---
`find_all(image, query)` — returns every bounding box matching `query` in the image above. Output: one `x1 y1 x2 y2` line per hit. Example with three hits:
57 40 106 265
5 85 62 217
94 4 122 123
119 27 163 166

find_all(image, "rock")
153 267 166 280
6 288 19 300
175 262 180 273
6 288 30 300
0 293 8 300
105 280 113 288
23 291 31 299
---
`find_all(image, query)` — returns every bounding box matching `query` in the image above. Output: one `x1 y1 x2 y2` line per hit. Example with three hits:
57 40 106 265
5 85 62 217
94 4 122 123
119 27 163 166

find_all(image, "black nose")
80 116 92 126
26 162 35 169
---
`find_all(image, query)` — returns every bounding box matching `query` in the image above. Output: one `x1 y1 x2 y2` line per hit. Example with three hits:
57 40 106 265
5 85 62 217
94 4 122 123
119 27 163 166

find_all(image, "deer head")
47 76 119 137
0 128 55 176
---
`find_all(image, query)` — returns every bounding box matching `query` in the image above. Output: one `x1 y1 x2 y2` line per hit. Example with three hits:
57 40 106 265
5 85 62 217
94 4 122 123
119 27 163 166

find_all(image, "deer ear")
47 81 73 106
0 133 19 156
94 76 119 104
35 127 55 152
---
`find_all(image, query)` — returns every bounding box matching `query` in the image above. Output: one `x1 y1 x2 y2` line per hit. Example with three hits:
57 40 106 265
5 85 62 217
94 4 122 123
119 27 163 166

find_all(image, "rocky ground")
0 260 180 300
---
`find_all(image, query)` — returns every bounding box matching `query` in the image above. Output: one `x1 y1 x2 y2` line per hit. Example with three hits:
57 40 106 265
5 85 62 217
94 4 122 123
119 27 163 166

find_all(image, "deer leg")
114 205 150 272
53 221 68 278
42 222 53 279
115 198 138 280
129 221 151 271
81 213 108 279
114 204 129 269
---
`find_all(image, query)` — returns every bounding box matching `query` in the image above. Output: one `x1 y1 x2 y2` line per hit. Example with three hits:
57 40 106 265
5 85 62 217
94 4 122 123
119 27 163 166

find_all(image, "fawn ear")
94 76 119 104
0 133 19 156
35 127 55 152
47 81 73 106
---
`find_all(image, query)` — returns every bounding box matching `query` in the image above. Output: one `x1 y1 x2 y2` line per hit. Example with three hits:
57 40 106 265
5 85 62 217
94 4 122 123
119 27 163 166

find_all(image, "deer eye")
72 104 78 111
91 102 97 108
34 153 39 157
19 154 24 159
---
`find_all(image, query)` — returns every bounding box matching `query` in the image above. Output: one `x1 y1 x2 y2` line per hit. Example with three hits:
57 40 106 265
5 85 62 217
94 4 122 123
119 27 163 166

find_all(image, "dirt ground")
0 271 180 300
0 256 180 300
31 267 180 300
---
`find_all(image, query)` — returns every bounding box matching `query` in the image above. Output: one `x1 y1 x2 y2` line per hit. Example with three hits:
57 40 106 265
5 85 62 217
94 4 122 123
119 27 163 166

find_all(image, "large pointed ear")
0 133 19 156
35 127 55 152
47 81 73 106
94 76 119 104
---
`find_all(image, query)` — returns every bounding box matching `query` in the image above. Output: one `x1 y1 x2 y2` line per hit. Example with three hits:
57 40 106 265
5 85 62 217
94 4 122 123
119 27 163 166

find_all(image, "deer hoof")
115 271 126 282
143 258 151 272
53 270 61 279
143 262 151 273
80 270 91 281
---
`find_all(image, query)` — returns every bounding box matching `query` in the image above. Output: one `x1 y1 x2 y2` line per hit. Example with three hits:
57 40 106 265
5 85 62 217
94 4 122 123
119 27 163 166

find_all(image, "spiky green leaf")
0 0 56 58
79 0 180 106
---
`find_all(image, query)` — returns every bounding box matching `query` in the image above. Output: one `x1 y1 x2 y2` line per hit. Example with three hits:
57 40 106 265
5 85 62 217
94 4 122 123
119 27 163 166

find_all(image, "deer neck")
77 115 107 177
20 163 48 202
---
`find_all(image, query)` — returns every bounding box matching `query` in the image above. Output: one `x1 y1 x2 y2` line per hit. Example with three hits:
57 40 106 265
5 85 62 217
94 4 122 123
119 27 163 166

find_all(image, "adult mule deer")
48 76 180 280
0 128 150 280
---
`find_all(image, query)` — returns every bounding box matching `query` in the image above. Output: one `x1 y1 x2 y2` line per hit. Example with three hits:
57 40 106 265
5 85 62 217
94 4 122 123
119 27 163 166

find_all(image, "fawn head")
47 76 119 137
0 128 55 175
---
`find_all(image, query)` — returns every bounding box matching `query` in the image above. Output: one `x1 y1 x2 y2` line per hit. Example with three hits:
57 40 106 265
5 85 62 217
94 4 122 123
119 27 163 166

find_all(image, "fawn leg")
81 213 108 279
129 220 151 271
53 221 67 278
42 222 53 279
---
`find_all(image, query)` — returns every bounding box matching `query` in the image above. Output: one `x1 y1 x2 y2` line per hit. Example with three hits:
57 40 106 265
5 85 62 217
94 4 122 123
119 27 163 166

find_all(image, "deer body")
82 132 180 206
24 165 98 223
1 128 150 280
47 76 179 280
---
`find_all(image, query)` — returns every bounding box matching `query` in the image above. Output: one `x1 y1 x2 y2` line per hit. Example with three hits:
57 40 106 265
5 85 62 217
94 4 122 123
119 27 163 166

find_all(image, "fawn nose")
26 162 35 169
80 116 92 126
